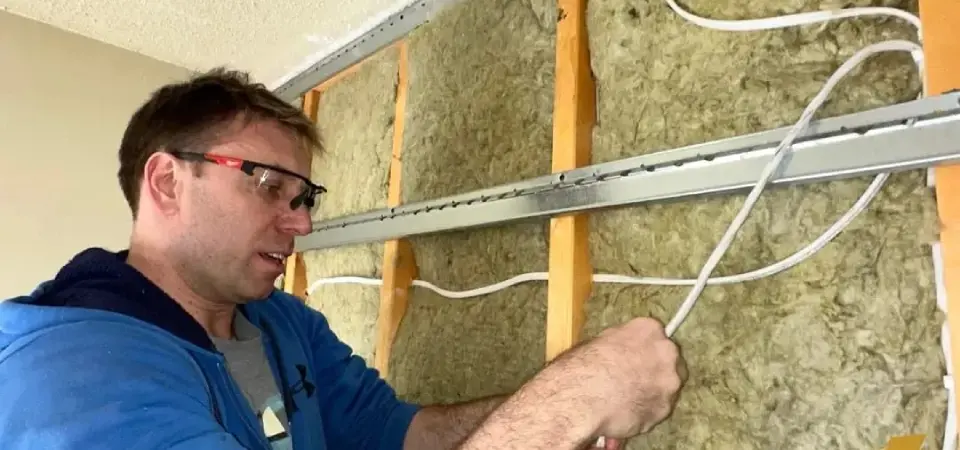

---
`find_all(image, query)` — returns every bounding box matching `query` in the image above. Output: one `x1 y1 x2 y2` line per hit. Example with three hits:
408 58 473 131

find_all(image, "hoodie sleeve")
302 305 421 449
0 320 245 450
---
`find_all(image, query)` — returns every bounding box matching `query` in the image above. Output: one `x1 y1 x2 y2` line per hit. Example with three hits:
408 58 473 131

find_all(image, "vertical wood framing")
311 53 377 94
282 253 309 300
920 0 960 433
283 90 322 300
282 43 415 376
546 0 596 362
375 41 418 376
884 434 926 450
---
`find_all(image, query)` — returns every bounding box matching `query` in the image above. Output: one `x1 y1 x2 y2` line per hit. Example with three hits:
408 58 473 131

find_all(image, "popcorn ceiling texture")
304 0 946 447
0 0 412 85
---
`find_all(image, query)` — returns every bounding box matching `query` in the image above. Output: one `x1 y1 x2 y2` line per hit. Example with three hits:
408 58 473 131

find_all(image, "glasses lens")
291 187 319 211
252 167 319 211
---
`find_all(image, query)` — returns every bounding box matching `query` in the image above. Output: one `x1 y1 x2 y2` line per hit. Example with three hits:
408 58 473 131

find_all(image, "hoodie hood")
0 247 215 353
0 248 422 450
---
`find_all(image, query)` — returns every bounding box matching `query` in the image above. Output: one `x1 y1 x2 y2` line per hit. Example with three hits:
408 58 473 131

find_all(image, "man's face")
167 119 314 304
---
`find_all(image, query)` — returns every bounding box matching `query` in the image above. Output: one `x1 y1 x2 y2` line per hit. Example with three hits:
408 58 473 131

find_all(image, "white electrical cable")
934 242 958 450
655 3 949 448
307 171 887 297
310 42 923 332
652 4 947 446
663 39 922 336
656 0 923 337
661 0 921 35
659 0 926 96
309 6 926 305
305 3 949 447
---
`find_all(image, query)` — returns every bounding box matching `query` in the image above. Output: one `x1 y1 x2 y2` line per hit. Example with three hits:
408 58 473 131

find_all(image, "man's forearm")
456 351 601 449
402 316 686 449
404 395 506 450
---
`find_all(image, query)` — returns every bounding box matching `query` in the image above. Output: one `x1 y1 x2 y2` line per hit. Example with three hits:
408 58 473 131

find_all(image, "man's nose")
278 206 314 236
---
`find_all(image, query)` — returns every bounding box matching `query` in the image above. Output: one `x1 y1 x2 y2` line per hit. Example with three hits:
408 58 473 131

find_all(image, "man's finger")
676 348 689 384
604 437 623 449
587 436 623 449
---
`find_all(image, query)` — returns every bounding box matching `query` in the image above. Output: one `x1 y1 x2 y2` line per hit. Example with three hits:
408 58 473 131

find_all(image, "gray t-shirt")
212 313 291 449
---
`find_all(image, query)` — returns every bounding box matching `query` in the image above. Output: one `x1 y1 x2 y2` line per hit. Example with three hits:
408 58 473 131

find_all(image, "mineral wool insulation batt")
303 0 947 448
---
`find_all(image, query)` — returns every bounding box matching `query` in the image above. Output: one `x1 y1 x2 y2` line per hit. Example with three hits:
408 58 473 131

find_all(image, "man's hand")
580 436 623 449
457 316 687 449
572 317 687 441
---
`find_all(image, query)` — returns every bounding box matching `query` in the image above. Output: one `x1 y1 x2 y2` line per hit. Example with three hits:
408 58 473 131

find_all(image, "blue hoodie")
0 248 419 449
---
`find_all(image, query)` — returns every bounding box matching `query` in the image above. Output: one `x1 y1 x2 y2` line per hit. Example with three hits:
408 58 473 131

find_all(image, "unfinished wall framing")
285 0 959 448
293 45 401 363
581 1 944 448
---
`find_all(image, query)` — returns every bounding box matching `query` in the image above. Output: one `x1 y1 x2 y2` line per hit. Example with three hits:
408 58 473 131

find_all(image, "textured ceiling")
0 0 411 89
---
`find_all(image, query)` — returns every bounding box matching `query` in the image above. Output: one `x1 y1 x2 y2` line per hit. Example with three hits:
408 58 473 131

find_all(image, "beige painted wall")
0 11 192 299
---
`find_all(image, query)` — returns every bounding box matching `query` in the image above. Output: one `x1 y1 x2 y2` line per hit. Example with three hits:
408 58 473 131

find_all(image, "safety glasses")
167 150 326 212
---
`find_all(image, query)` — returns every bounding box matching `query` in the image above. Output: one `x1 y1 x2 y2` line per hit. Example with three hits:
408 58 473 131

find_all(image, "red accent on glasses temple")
204 153 244 168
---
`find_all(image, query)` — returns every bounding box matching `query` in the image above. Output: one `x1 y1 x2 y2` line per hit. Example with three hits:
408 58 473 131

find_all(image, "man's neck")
126 240 236 340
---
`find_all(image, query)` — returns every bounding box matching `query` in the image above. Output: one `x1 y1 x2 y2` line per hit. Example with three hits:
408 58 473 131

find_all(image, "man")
0 69 685 449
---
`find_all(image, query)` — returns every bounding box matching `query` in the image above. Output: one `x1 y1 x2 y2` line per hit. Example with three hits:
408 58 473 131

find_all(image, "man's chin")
236 280 278 303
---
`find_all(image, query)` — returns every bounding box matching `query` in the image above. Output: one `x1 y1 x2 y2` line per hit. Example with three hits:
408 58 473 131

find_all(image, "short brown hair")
117 67 321 216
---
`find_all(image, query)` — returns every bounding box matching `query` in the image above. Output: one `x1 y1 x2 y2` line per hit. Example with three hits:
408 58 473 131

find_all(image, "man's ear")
141 152 181 216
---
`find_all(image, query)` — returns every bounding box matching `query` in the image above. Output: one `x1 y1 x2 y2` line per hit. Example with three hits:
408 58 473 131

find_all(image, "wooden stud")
312 63 367 94
302 89 321 121
883 434 926 450
283 43 416 373
546 0 596 362
311 42 405 94
285 43 405 300
282 253 309 299
920 0 960 433
283 89 322 300
374 40 418 376
376 239 418 375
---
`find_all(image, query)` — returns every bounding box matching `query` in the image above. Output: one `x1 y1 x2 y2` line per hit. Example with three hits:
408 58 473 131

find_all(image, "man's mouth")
259 252 287 265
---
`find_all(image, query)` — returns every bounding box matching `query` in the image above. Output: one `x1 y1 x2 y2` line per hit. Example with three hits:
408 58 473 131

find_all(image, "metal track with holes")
293 92 960 252
272 0 461 103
